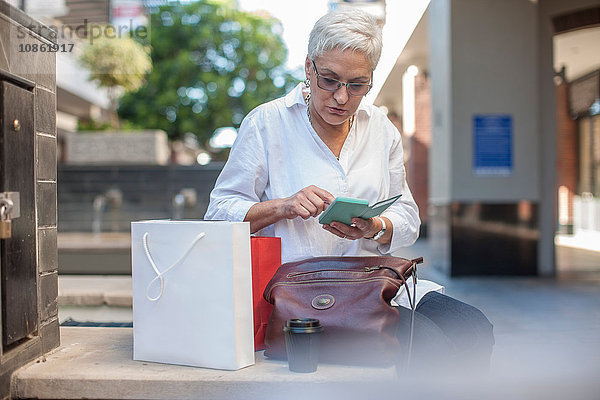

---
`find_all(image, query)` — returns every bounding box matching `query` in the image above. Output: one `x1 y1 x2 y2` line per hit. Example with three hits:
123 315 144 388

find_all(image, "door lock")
0 193 20 239
0 199 12 239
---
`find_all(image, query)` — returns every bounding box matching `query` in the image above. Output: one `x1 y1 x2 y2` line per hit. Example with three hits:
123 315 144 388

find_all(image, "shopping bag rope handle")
142 231 206 301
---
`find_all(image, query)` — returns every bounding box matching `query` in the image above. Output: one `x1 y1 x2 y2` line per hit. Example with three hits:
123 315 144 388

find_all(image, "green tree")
80 32 152 129
118 0 299 147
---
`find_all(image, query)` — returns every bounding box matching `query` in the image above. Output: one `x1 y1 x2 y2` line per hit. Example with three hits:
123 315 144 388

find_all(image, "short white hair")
308 9 383 71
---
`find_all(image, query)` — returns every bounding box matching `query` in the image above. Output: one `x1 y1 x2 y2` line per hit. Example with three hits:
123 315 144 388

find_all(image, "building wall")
555 81 577 231
428 0 600 275
57 164 224 232
407 73 431 231
536 0 600 274
429 0 452 205
0 2 59 396
450 0 539 201
429 0 543 275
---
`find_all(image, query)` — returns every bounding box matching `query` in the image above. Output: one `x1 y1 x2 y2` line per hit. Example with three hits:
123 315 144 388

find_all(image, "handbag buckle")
311 294 335 310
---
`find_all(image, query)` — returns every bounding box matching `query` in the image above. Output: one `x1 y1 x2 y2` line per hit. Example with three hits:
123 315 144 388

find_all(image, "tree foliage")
118 0 299 145
80 34 152 91
80 32 152 128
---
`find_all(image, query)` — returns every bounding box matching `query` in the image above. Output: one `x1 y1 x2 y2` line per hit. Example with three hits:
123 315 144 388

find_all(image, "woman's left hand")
323 217 380 240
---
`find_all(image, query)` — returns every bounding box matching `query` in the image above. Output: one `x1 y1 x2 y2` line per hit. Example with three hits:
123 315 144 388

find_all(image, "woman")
206 9 493 371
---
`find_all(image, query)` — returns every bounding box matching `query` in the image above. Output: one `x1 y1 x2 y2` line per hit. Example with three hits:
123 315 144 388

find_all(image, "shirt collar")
284 82 372 117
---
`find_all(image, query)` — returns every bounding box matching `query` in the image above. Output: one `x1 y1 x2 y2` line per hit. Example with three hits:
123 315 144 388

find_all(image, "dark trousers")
396 291 495 373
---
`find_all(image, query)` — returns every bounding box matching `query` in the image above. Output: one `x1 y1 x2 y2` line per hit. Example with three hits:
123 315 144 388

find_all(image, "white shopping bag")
131 220 254 370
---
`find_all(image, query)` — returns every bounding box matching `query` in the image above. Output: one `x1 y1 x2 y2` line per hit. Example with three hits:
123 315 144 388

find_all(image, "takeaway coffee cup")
283 318 323 373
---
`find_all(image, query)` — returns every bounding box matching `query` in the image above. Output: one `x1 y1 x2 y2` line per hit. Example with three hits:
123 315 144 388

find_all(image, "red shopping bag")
251 236 281 351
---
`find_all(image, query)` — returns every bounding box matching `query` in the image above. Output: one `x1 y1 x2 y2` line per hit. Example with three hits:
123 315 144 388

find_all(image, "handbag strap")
142 231 205 302
405 260 418 369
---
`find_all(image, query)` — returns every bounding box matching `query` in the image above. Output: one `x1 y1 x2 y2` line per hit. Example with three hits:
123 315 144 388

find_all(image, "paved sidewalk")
402 240 600 383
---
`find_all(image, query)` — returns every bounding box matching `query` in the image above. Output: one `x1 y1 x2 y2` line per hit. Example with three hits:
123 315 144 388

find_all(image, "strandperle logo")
15 18 149 47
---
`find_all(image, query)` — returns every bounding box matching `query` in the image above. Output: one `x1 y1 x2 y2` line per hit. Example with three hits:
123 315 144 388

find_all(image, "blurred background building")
6 0 113 160
374 0 600 276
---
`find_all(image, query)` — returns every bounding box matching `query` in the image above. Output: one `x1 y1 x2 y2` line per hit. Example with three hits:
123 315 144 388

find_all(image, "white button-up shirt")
205 83 421 264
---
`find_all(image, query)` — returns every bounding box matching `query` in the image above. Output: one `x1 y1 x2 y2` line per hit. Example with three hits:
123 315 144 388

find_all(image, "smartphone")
318 194 402 225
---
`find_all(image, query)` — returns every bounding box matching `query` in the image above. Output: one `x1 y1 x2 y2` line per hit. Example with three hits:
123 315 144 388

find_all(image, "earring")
305 79 310 88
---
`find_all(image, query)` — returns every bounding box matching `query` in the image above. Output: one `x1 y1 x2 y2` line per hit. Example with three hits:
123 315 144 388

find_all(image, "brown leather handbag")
263 256 423 366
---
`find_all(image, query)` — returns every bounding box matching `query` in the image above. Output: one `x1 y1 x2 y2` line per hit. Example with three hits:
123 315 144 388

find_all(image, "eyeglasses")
311 60 372 97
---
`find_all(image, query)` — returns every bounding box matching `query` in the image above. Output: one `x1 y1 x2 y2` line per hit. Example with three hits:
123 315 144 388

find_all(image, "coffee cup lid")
286 318 320 328
284 318 323 333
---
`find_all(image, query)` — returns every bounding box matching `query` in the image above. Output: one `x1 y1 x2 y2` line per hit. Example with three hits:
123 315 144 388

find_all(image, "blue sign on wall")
473 114 513 176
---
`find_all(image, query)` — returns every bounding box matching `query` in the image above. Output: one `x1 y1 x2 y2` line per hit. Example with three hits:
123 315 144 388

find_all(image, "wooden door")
0 81 37 349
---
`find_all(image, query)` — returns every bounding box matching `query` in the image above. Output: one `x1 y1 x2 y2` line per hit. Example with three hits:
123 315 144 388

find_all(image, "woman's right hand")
278 185 335 220
244 185 335 233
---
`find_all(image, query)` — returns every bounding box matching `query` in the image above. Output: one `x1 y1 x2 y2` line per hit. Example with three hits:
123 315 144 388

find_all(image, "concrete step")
12 327 398 400
13 326 600 400
58 275 132 307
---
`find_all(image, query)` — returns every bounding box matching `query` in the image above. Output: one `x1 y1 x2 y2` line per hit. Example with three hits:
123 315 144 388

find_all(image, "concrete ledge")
58 233 131 251
64 131 170 165
12 327 397 399
58 234 131 274
58 276 132 307
13 328 600 400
